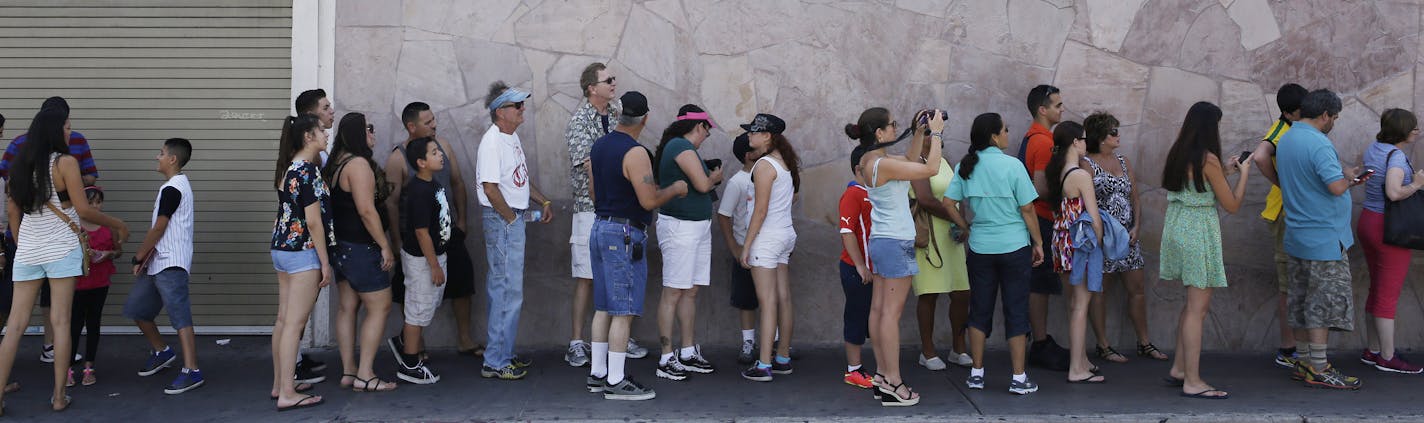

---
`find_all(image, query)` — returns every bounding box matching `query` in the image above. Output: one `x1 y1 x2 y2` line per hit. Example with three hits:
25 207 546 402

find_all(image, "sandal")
50 394 71 412
878 379 920 407
1096 345 1129 363
1138 343 1169 361
871 373 885 400
353 376 397 392
276 394 324 412
269 382 315 400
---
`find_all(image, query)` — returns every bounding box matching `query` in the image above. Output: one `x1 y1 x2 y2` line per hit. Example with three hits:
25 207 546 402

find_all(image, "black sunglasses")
599 76 616 85
366 124 375 133
502 101 525 110
1109 128 1119 137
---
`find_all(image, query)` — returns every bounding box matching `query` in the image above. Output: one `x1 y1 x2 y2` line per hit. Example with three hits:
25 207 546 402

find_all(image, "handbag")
910 152 943 268
44 201 92 276
1383 150 1424 249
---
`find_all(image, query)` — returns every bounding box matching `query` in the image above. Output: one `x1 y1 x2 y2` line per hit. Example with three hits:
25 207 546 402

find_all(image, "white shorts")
747 229 796 269
656 214 711 289
401 251 448 327
570 212 594 280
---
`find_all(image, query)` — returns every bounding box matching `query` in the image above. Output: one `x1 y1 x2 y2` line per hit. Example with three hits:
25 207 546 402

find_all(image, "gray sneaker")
737 340 755 365
604 376 656 401
1009 376 1039 395
565 342 590 367
586 374 606 393
626 338 649 359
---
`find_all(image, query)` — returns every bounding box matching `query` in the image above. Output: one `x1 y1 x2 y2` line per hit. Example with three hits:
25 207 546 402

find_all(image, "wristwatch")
131 256 142 265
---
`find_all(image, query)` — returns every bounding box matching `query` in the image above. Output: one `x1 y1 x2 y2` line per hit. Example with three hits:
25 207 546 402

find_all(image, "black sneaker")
736 340 755 365
387 336 409 368
481 364 527 380
397 361 440 385
741 365 773 382
656 359 688 381
604 376 655 400
1029 336 1069 372
511 355 533 369
294 364 326 384
586 374 606 393
299 353 327 373
164 369 206 395
680 347 715 374
771 360 793 375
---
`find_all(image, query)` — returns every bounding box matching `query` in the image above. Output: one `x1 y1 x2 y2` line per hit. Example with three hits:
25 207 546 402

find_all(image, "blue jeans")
122 267 194 330
482 207 526 369
590 219 648 316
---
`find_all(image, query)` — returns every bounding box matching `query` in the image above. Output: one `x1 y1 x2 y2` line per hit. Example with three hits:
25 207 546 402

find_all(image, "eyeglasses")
599 76 616 85
888 121 898 128
1075 136 1087 141
366 124 375 133
1109 128 1119 137
501 101 525 110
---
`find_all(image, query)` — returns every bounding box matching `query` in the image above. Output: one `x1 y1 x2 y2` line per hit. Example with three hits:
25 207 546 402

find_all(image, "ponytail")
1044 121 1083 206
275 114 321 189
960 113 1003 180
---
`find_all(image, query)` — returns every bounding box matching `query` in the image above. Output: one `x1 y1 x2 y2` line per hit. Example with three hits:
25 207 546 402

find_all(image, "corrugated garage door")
0 1 291 329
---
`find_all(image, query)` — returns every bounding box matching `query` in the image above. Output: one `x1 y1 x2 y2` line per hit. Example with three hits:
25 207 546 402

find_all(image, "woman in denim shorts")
0 107 129 412
849 108 945 406
269 114 334 411
323 113 397 393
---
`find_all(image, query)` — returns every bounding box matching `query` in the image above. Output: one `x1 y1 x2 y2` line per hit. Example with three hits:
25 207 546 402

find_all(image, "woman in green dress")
1159 102 1251 400
908 118 972 371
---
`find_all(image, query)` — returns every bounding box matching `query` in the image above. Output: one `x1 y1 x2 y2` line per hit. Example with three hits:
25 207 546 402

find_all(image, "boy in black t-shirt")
391 137 451 385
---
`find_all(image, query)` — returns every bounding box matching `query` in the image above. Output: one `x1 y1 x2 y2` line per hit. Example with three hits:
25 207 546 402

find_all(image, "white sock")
679 346 697 360
741 329 755 343
608 352 627 385
971 367 985 378
848 364 861 372
1012 372 1027 383
571 339 584 348
775 329 780 342
590 342 609 378
660 352 676 365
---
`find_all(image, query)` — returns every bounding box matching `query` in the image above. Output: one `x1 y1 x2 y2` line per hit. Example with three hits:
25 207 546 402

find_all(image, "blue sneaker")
741 365 773 382
164 368 205 394
139 347 177 377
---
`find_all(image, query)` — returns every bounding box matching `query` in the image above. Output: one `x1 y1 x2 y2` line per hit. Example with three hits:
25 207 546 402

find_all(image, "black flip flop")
1067 375 1106 384
269 382 314 400
1181 389 1229 400
276 394 324 412
1162 376 1185 387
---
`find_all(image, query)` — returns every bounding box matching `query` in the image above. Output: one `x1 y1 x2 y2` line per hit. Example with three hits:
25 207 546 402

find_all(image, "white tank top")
15 153 81 266
751 156 795 235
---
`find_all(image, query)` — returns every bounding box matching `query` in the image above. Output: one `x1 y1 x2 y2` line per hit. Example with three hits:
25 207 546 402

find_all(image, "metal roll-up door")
0 1 292 331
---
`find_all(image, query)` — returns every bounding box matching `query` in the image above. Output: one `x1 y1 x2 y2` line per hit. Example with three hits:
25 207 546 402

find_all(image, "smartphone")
703 159 722 171
1237 151 1252 164
1352 168 1377 184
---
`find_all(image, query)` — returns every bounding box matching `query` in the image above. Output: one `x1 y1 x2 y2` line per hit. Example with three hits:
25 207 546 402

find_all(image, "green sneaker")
481 364 527 380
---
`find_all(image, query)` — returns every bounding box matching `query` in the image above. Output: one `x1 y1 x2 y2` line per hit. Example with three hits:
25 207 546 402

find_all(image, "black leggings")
70 286 108 364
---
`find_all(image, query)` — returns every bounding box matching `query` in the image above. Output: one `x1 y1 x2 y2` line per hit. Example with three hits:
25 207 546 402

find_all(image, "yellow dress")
910 158 970 295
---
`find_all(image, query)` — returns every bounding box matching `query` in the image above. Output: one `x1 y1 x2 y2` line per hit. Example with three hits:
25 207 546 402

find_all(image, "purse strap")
43 201 84 238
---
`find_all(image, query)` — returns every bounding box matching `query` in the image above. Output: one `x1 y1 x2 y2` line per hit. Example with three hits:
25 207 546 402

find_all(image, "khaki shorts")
1285 254 1354 332
1271 216 1289 293
401 251 448 327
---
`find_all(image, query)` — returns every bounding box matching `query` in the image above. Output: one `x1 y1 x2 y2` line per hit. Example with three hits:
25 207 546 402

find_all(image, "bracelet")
542 200 552 207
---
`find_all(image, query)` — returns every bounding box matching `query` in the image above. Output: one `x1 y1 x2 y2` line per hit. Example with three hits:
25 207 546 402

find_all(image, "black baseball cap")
740 113 785 134
732 133 751 164
620 91 648 118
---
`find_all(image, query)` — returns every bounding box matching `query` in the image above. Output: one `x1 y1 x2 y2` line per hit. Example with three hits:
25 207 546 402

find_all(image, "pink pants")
1357 210 1413 319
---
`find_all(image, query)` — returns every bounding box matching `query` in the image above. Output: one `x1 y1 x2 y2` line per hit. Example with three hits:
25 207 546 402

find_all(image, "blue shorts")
12 247 84 282
123 267 194 330
966 246 1033 339
590 219 648 316
271 249 321 274
867 237 918 279
332 241 390 293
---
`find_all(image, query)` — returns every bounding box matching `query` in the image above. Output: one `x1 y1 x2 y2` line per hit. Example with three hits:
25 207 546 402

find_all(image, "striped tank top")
15 153 81 265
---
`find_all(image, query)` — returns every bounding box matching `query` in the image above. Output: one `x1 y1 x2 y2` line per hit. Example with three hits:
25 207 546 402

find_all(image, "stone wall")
333 0 1424 351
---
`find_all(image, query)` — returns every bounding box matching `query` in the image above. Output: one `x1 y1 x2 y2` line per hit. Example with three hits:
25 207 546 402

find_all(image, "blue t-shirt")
944 147 1039 254
591 130 653 225
1276 122 1353 261
1362 141 1414 214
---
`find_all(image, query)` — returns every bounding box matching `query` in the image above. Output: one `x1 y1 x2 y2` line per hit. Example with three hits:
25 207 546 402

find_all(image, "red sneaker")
843 369 873 388
1374 354 1423 374
1361 349 1380 366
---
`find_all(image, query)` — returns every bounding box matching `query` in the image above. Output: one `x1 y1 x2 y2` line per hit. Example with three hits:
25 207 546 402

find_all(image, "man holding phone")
1275 89 1365 391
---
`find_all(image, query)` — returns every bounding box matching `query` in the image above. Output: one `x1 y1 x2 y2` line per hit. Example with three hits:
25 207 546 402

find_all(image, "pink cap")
676 112 716 128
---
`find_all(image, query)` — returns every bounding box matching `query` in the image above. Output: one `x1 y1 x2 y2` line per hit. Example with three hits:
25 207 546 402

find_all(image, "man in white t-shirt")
715 134 760 365
476 81 554 380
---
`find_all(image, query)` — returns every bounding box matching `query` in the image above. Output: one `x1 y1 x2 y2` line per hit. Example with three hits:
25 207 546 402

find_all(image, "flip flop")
50 394 71 412
353 376 397 393
1162 376 1185 387
1067 374 1106 384
276 394 324 412
1181 389 1229 400
269 382 314 400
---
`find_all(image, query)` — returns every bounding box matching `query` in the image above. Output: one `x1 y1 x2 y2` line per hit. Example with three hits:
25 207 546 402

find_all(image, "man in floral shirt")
563 62 648 367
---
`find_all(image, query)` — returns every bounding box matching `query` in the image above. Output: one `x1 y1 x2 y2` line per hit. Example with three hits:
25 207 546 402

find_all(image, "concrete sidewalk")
0 335 1419 422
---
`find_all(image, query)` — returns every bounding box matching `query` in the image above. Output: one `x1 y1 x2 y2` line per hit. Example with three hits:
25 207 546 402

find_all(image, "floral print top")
565 99 620 213
271 159 334 251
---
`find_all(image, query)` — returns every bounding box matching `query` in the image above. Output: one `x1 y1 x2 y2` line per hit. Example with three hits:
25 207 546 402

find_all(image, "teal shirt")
657 137 713 221
943 147 1039 254
1276 122 1353 260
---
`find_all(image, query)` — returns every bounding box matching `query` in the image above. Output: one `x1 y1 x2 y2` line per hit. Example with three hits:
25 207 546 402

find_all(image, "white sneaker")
918 354 947 371
948 351 973 367
626 338 649 359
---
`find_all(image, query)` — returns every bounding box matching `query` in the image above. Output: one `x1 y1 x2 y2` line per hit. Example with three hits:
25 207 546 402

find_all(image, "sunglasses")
366 124 375 133
599 76 617 85
1109 128 1119 137
501 101 525 110
1075 136 1087 141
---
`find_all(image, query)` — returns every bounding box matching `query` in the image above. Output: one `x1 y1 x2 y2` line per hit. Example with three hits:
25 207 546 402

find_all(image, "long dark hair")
10 108 70 214
274 113 322 188
324 113 390 202
654 104 709 179
760 134 802 192
1162 102 1224 193
1045 121 1084 206
846 107 921 162
959 113 1004 180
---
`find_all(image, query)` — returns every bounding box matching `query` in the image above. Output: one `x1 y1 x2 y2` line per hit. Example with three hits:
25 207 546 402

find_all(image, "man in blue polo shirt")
1275 89 1363 391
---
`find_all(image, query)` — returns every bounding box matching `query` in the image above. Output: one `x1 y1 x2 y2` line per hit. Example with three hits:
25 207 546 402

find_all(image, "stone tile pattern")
336 0 1424 351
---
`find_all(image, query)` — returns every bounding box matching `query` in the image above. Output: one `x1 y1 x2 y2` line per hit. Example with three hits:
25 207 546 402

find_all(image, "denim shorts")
12 246 84 282
332 241 390 293
590 219 648 316
122 267 194 330
867 237 918 279
271 249 321 274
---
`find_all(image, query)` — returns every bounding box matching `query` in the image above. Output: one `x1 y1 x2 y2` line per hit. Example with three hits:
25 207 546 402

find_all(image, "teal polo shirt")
1276 122 1353 261
944 146 1039 254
